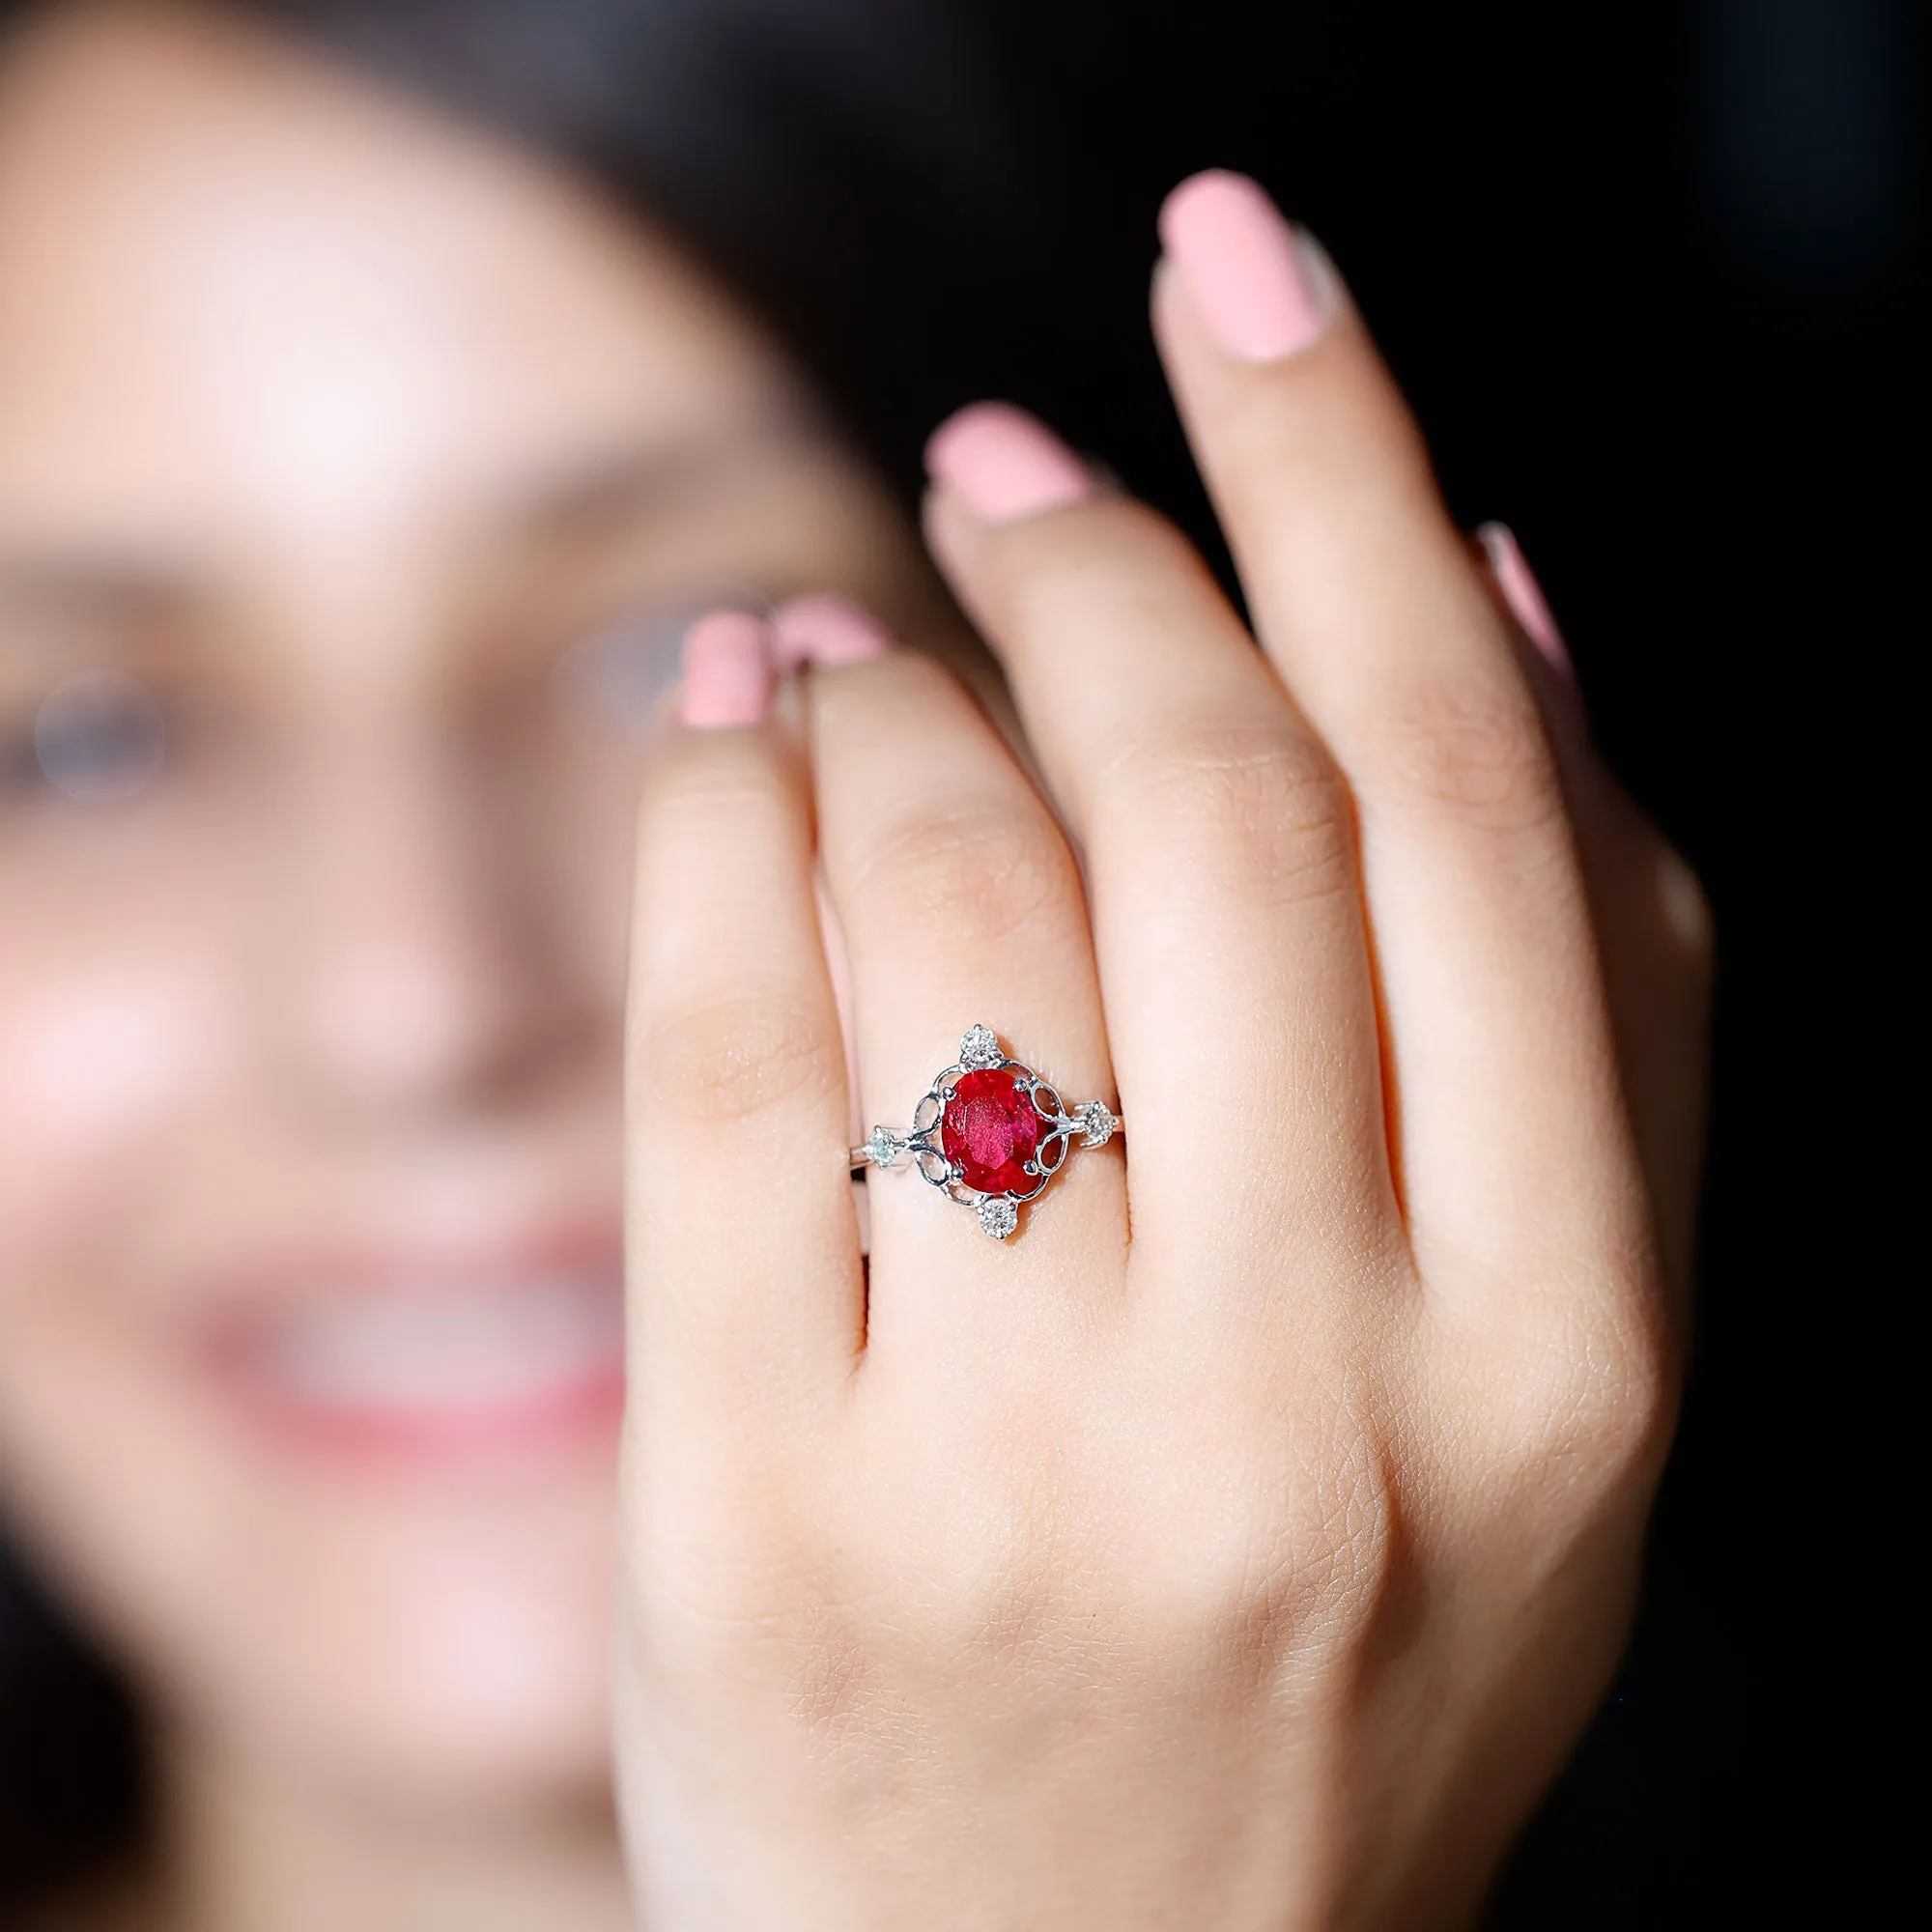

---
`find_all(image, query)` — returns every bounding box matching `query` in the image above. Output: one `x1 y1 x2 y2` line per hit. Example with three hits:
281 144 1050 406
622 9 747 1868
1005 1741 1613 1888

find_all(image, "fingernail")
679 611 774 727
1477 524 1572 674
770 594 894 671
924 402 1094 522
1158 170 1332 362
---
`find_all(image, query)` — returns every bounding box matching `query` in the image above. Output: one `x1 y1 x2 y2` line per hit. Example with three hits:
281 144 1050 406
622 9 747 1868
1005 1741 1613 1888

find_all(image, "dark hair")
0 0 1190 1908
261 0 1195 499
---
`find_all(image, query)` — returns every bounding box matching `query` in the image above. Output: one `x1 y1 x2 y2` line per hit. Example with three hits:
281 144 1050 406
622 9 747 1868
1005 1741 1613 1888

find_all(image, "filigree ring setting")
849 1025 1121 1240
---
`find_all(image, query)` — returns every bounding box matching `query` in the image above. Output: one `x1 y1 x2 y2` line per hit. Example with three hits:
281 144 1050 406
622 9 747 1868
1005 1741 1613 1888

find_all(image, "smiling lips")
211 1254 625 1458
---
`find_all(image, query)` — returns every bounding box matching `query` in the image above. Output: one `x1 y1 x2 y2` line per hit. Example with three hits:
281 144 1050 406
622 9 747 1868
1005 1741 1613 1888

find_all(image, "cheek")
0 944 222 1601
0 955 222 1258
5 971 201 1119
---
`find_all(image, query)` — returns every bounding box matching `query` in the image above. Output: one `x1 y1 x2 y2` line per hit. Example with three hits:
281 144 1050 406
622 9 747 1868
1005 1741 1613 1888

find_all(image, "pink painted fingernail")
924 402 1094 522
679 611 774 727
770 594 894 671
1478 524 1572 674
1158 170 1332 362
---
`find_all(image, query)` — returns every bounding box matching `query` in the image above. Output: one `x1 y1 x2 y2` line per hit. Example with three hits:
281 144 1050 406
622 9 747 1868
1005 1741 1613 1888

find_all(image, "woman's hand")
615 173 1710 1931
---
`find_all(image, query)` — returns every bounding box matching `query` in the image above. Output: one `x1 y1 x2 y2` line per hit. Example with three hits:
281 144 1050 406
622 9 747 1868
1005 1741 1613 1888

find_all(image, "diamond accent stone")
976 1195 1019 1239
958 1023 1003 1069
1076 1101 1118 1149
862 1125 901 1169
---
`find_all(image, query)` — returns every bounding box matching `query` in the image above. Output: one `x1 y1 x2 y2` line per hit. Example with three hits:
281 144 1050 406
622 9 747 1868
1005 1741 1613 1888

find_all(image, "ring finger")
807 638 1121 1358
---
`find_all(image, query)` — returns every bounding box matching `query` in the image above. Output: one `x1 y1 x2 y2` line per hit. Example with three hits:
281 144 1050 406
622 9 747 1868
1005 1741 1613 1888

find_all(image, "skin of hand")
617 182 1711 1929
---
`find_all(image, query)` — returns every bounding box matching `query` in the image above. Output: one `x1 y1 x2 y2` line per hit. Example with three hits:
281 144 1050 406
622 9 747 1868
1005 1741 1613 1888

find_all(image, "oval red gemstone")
941 1068 1046 1197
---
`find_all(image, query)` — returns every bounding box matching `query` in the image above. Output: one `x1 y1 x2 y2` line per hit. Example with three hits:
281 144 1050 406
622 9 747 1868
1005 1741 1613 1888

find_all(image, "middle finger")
922 407 1396 1288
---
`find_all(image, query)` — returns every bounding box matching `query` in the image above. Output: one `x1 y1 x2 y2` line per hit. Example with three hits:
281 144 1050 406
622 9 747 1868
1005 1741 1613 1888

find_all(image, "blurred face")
0 3 925 1804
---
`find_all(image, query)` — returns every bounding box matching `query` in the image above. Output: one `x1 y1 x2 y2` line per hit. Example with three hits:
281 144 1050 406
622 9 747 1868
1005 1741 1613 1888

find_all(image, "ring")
849 1024 1122 1240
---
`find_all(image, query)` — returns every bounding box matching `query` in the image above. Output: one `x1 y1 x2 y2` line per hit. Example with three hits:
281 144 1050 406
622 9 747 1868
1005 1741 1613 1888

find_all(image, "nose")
270 714 579 1123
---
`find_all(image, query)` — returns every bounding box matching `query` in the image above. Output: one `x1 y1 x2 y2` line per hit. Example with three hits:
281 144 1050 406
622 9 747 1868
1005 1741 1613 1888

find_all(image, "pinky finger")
1477 529 1714 1304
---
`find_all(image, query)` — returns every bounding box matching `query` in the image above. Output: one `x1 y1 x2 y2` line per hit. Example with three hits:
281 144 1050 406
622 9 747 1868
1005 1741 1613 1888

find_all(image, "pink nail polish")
924 402 1094 523
1158 170 1331 362
680 611 774 727
770 594 893 671
1477 524 1572 674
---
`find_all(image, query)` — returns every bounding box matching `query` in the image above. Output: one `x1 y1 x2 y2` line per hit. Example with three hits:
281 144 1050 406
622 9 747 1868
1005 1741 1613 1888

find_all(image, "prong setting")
958 1023 1004 1069
848 1026 1123 1241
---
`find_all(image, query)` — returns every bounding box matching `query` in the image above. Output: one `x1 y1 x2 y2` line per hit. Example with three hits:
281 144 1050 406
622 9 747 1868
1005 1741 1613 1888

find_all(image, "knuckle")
1657 845 1717 987
1370 677 1564 837
1602 791 1716 995
1120 718 1356 910
1222 1463 1395 1637
853 803 1075 943
633 991 840 1129
1131 1387 1403 1644
1499 1284 1680 1513
1571 1296 1679 1473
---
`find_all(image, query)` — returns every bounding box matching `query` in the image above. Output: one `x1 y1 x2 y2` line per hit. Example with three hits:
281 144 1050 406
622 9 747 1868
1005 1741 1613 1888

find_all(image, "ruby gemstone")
941 1068 1046 1197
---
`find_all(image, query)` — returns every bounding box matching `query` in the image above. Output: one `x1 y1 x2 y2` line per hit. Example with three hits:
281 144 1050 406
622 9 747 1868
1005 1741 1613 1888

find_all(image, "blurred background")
2 0 1921 1922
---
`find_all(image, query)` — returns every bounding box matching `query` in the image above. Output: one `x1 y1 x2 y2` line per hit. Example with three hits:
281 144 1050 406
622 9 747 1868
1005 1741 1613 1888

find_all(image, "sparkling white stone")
959 1024 1004 1069
863 1125 900 1169
1077 1101 1118 1149
976 1196 1019 1239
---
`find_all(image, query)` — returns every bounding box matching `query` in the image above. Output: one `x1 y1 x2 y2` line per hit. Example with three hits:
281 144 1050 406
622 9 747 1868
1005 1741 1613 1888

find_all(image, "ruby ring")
850 1025 1121 1240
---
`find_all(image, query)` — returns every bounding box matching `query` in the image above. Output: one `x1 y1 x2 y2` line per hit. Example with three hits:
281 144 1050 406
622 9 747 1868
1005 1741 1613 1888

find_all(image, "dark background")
3 0 1921 1920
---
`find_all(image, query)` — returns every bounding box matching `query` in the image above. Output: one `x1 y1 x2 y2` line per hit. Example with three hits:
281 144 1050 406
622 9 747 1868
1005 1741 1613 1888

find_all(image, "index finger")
627 615 861 1426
